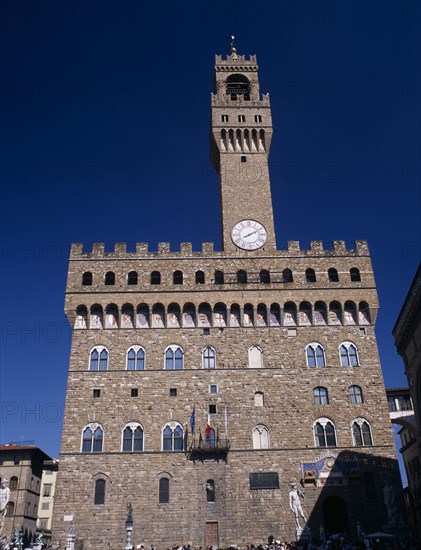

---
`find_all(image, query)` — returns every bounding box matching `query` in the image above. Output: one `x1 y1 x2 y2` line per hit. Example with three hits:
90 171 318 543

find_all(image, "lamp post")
124 504 133 550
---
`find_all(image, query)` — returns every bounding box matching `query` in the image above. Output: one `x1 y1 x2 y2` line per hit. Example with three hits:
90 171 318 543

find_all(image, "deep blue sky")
1 0 420 460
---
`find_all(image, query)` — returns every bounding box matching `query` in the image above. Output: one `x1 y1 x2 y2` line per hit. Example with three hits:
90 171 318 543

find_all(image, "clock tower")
211 41 276 252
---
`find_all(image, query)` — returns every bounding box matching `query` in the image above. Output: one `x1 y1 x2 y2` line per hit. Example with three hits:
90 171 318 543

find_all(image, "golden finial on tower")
230 35 239 60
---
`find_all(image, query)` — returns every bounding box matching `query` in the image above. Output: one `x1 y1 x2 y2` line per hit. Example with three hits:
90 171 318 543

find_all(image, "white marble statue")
289 483 306 530
0 478 10 535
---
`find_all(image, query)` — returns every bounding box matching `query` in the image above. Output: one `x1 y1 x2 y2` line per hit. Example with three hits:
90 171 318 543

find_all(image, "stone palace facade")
52 46 404 549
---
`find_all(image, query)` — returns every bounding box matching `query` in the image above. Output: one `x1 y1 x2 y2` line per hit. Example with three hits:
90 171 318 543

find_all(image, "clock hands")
243 229 259 239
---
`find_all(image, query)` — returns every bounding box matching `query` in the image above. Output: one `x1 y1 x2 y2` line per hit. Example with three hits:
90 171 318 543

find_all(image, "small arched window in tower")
127 271 138 285
104 271 115 285
159 477 169 504
313 387 329 405
305 268 316 283
214 270 224 284
349 385 363 404
254 391 264 407
195 270 205 284
359 301 371 325
206 479 215 503
350 268 361 282
173 270 183 285
283 302 297 326
282 269 293 283
237 270 247 284
226 74 250 100
94 479 105 505
6 502 14 517
9 477 18 491
151 271 161 285
82 272 92 286
260 269 270 283
328 268 339 282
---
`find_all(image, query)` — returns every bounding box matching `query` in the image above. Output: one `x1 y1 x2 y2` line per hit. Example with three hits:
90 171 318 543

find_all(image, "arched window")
244 304 254 326
282 269 293 283
6 501 14 517
306 268 316 283
151 271 161 285
173 271 183 285
168 303 181 328
248 346 263 368
254 391 264 406
94 479 105 505
183 303 196 327
328 268 339 282
82 424 104 453
152 303 165 328
226 74 250 100
237 270 247 284
352 419 373 446
214 303 227 327
90 305 103 329
136 304 149 328
313 387 329 405
203 347 216 369
340 342 359 366
260 270 270 283
206 479 215 503
195 270 205 284
165 346 183 370
329 301 342 325
105 304 118 329
127 271 138 285
306 343 326 367
74 305 88 329
299 302 312 325
122 423 144 452
121 304 134 328
89 346 108 371
198 303 211 327
9 477 18 491
349 385 363 404
214 270 224 284
314 418 336 447
314 301 327 325
127 346 145 370
350 268 361 282
82 272 92 286
283 302 297 325
162 423 184 451
358 301 371 325
159 477 169 503
344 301 357 325
253 425 270 449
104 271 115 285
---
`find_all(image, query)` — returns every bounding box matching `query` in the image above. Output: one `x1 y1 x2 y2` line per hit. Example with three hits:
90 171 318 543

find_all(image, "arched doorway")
323 496 348 533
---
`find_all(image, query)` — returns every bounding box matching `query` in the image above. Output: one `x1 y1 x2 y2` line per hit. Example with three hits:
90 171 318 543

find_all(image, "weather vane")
230 35 238 59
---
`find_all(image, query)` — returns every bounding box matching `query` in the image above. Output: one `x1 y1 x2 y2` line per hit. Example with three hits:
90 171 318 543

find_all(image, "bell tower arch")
211 39 276 252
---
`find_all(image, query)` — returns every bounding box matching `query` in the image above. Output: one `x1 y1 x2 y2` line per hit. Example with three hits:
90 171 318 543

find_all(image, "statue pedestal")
296 526 311 541
125 526 133 550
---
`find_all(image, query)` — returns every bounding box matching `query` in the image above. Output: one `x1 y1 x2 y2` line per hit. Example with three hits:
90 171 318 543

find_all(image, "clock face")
231 220 267 250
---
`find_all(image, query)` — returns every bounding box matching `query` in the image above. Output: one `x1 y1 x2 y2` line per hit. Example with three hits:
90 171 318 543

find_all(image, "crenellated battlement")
69 240 370 259
215 53 257 67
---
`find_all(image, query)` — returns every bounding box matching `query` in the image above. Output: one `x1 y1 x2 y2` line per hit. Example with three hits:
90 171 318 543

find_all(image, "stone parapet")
69 240 370 260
